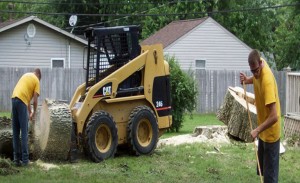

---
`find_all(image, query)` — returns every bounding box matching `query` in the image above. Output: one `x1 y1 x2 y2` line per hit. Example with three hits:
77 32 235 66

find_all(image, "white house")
141 17 252 70
0 16 88 68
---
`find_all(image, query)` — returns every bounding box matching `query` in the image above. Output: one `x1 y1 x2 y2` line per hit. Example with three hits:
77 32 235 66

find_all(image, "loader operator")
11 68 41 166
240 50 281 183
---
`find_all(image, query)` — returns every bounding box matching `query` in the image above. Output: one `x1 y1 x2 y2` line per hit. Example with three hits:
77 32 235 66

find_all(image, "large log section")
0 117 36 160
217 87 257 142
0 117 13 159
33 99 72 161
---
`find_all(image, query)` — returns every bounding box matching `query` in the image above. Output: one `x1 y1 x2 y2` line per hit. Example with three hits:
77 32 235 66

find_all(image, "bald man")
11 68 41 166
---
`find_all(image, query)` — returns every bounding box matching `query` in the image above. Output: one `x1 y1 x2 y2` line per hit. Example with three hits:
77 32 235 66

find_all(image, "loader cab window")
51 58 65 68
195 59 206 70
92 54 110 70
84 25 140 89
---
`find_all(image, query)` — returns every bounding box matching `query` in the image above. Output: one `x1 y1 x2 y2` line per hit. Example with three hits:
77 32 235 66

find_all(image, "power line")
0 0 189 6
104 0 172 24
0 3 299 17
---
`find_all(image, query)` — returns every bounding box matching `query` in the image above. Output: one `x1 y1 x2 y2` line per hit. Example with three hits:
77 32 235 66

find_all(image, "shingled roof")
0 16 87 45
0 18 22 29
141 17 208 48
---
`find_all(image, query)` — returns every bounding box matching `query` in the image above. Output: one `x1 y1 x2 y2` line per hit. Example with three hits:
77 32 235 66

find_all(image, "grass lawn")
0 113 299 183
0 112 10 118
161 113 223 138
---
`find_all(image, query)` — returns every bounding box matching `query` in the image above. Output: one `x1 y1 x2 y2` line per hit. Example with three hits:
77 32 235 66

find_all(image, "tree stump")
0 129 13 160
0 116 11 129
33 99 72 161
0 117 13 159
0 117 35 160
216 87 257 142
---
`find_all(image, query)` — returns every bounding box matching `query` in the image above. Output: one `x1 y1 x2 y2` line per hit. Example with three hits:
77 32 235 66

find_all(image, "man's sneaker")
13 160 21 167
21 161 32 167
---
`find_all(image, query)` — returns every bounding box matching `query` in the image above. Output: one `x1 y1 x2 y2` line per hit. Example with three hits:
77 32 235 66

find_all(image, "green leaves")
273 0 300 70
1 0 299 70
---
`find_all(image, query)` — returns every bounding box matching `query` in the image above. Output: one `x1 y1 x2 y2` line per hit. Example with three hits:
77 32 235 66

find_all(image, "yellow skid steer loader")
67 25 172 162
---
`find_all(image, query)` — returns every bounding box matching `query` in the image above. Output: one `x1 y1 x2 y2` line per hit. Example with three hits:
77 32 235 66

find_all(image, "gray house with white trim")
141 17 252 70
0 16 88 68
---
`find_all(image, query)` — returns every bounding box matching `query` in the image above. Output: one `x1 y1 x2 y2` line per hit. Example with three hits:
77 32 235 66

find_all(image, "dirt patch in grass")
35 160 59 171
158 125 230 148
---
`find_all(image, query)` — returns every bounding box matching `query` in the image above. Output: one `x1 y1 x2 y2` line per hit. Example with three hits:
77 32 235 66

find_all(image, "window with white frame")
195 59 206 70
51 58 65 68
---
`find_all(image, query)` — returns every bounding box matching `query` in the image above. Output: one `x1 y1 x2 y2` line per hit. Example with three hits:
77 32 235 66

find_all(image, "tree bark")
0 117 36 160
0 116 11 129
0 129 13 159
217 87 257 142
33 99 72 161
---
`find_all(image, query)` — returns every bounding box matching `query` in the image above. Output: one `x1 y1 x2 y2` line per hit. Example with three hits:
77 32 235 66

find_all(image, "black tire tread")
127 105 159 156
85 111 118 162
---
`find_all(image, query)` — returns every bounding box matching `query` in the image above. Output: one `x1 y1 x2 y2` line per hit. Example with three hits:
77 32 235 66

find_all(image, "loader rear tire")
127 106 158 155
85 111 118 162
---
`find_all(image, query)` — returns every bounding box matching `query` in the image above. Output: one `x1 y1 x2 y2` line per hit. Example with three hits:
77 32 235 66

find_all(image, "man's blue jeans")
11 98 29 165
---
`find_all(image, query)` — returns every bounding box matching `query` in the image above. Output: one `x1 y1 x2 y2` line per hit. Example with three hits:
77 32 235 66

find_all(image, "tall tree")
213 0 279 52
273 0 300 70
141 0 213 39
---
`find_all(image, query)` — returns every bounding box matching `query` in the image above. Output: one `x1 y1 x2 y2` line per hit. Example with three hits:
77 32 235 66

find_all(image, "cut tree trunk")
0 116 11 129
217 87 257 142
0 129 13 160
0 117 13 160
0 117 35 160
33 99 72 161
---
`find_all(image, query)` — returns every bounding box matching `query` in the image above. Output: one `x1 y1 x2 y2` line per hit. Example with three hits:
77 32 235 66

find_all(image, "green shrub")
167 56 198 132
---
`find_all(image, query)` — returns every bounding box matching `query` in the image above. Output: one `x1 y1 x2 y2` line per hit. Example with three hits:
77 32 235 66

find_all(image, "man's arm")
240 72 253 84
29 92 39 121
27 104 32 117
251 102 278 139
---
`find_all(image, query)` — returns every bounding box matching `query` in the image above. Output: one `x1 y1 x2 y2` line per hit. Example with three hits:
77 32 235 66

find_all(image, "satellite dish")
27 23 36 38
69 15 78 27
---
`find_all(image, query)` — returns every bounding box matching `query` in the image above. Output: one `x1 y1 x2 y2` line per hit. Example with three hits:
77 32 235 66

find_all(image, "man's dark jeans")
257 138 280 183
12 97 29 165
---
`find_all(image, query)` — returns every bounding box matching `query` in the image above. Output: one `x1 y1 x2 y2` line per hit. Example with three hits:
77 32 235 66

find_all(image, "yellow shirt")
12 73 40 106
253 58 281 143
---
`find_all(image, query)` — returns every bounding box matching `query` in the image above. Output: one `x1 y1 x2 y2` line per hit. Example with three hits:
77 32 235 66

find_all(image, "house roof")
0 16 88 45
141 17 208 48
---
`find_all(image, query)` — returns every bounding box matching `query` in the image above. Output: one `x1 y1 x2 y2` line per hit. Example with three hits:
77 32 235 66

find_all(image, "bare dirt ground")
157 125 230 148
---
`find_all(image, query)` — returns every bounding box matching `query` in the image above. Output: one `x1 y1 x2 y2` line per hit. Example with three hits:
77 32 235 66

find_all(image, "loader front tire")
85 111 118 162
127 106 159 155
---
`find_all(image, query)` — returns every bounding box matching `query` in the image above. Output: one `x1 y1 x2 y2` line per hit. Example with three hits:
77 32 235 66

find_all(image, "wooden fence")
0 68 85 112
195 69 286 114
285 72 300 114
0 68 286 114
284 72 300 138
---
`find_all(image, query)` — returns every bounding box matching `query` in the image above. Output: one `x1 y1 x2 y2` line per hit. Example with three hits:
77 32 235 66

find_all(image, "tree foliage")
167 56 198 132
0 0 299 68
213 0 279 52
273 0 300 70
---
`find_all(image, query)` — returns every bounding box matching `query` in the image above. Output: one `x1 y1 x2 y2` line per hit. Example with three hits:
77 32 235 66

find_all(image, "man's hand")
250 128 260 139
240 72 253 85
240 72 247 84
29 112 35 122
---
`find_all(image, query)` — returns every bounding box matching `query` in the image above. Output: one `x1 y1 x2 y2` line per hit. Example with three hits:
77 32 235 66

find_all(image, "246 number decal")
156 101 163 108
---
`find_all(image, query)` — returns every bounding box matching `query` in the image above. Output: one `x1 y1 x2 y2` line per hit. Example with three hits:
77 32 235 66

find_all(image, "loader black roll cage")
84 25 141 91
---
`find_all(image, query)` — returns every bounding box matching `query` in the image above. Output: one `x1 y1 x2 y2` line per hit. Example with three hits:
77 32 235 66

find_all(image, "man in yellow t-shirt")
11 68 41 166
240 50 281 183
